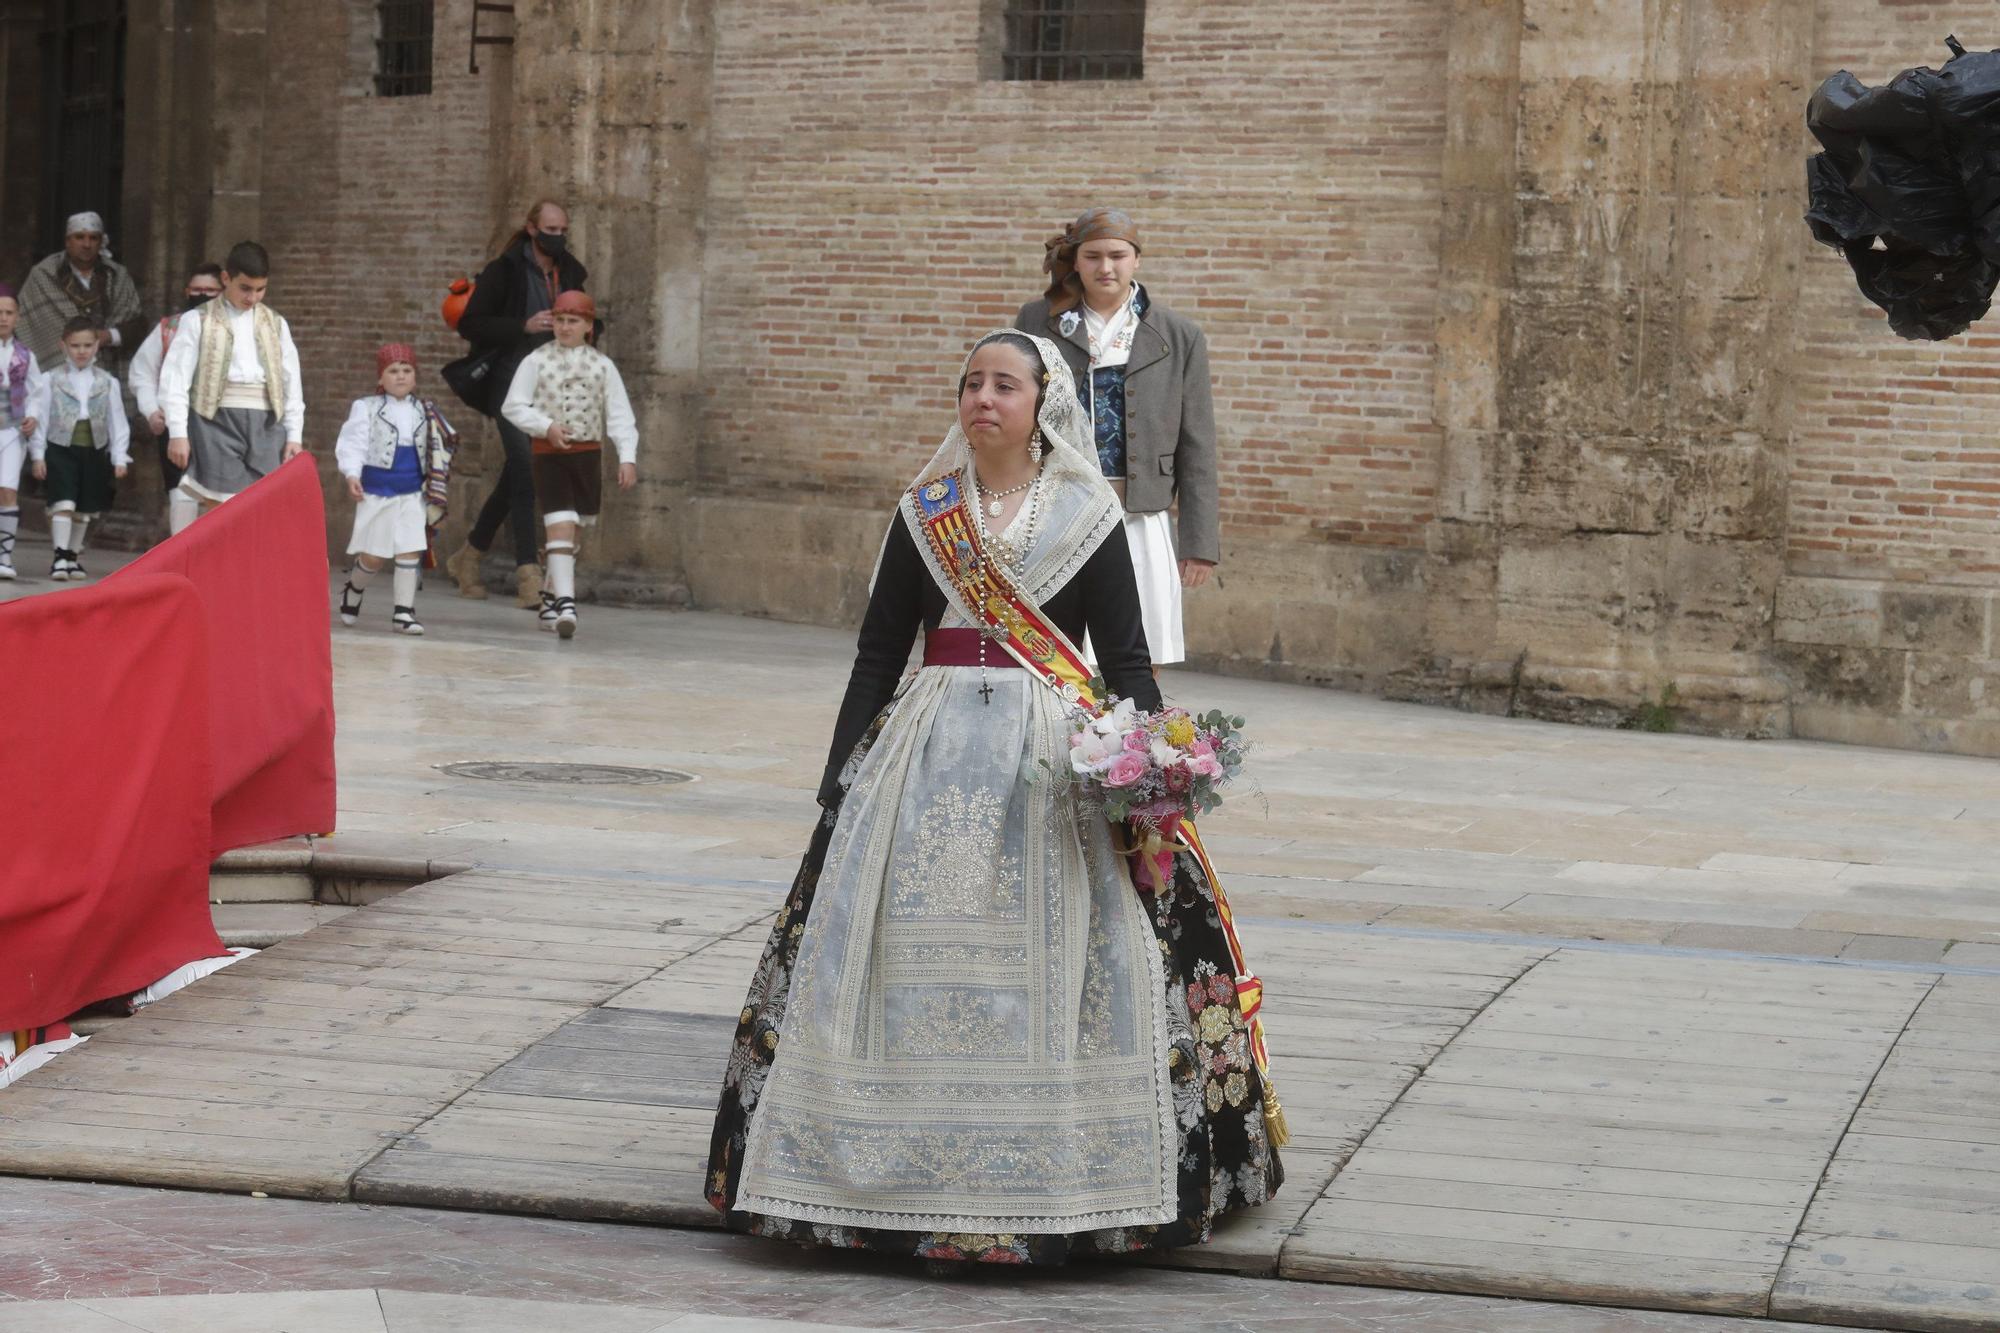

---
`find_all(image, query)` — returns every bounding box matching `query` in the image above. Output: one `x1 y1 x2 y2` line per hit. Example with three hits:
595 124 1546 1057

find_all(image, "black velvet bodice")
817 514 1162 804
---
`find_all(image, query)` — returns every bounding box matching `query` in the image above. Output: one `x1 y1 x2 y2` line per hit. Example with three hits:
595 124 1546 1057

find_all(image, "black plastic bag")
1806 38 2000 339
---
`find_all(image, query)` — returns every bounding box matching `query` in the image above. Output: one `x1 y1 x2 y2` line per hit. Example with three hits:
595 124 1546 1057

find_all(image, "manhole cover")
438 761 695 786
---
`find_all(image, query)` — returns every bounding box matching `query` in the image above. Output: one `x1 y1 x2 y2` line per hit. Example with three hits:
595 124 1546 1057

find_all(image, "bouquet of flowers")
1064 696 1249 892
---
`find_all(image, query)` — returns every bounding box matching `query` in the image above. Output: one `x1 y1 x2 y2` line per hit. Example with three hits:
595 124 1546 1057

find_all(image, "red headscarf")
376 343 416 375
552 290 597 321
1042 207 1142 315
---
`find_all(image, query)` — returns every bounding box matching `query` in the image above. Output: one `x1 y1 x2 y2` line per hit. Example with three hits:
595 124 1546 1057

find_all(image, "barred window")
375 0 434 97
1001 1 1144 82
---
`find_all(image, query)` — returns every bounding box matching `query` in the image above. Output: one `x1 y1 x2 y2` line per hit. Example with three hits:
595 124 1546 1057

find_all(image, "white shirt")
333 394 424 480
158 301 305 442
127 317 173 419
500 343 640 465
1083 287 1140 370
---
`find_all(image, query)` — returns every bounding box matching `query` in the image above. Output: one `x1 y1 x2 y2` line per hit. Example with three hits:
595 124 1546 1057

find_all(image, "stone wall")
117 0 2000 756
1774 2 2000 754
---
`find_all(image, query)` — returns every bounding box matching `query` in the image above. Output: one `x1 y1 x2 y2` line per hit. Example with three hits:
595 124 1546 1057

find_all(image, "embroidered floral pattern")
889 784 1021 918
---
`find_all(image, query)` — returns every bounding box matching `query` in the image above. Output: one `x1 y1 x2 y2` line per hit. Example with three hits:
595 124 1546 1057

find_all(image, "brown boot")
446 542 488 600
515 563 544 609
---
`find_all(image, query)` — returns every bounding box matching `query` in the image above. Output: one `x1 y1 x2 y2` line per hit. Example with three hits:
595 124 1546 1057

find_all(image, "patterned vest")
47 367 114 450
529 343 609 442
190 300 286 420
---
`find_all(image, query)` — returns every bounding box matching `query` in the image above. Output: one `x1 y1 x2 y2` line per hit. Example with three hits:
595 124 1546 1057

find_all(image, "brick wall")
258 0 507 547
1789 5 2000 583
697 0 1447 551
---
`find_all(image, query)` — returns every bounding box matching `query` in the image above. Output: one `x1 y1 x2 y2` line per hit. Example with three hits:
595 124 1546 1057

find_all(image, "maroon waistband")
923 628 1021 669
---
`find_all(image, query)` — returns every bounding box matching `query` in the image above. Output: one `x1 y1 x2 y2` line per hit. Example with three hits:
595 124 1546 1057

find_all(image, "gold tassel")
1261 1074 1291 1150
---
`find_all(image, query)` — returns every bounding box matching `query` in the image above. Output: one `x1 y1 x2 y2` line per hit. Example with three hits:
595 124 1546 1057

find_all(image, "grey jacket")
1014 291 1220 564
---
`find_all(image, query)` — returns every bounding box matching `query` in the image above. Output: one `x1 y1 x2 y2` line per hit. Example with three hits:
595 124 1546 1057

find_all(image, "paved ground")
6 548 2000 1329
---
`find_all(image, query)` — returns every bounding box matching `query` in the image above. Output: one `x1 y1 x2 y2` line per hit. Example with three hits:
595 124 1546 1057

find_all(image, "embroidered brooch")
1059 310 1080 337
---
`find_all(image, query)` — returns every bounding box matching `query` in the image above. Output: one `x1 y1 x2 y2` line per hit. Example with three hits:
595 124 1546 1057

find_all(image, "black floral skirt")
704 717 1284 1266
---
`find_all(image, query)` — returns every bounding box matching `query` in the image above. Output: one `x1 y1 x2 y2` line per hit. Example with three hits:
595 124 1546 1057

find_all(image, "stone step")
209 839 472 906
212 902 357 949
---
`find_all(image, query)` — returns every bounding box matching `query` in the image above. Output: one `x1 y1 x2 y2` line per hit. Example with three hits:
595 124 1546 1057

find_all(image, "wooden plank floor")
1771 972 2000 1332
0 870 772 1200
1281 950 1936 1315
355 923 1548 1276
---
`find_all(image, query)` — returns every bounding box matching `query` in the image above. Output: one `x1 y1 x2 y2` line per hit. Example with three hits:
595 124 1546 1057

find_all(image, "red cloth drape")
111 455 336 853
0 575 224 1031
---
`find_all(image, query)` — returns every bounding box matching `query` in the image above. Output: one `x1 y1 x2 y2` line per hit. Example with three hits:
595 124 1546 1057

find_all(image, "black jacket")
456 238 589 417
817 515 1161 805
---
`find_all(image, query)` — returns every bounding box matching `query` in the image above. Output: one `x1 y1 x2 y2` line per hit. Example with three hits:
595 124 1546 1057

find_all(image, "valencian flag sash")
910 468 1289 1148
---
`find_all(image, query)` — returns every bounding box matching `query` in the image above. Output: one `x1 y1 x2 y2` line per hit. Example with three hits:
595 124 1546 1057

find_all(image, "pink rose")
1191 737 1215 758
1189 754 1222 779
1103 752 1146 788
1123 731 1151 753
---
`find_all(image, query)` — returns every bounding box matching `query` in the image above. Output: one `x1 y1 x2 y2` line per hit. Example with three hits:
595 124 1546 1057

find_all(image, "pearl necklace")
972 463 1045 575
976 472 1034 517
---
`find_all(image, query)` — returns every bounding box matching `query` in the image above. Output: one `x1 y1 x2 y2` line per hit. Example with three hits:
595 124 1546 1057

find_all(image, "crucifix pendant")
978 680 994 705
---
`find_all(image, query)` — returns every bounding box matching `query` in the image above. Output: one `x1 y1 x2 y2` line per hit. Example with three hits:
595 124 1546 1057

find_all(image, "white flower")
1149 740 1179 768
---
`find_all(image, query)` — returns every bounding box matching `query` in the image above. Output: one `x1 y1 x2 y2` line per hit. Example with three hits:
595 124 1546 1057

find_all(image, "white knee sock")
0 506 17 563
168 490 198 535
347 559 377 590
49 512 71 552
70 515 90 555
393 558 419 608
545 543 576 600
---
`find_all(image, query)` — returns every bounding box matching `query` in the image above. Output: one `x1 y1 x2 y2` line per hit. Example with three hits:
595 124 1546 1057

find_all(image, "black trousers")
466 415 539 566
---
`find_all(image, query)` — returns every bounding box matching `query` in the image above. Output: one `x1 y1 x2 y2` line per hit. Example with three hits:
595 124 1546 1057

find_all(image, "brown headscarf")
1042 207 1142 314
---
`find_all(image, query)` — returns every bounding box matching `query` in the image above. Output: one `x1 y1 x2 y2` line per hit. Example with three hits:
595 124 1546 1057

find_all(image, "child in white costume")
333 344 456 635
0 285 46 580
498 290 637 640
30 316 131 581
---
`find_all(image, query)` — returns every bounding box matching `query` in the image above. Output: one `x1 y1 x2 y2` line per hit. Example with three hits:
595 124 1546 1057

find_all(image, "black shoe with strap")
392 605 425 636
339 582 365 626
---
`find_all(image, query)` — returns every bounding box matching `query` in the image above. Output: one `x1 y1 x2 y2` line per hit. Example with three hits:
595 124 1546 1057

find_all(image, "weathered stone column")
1422 0 1809 734
508 0 712 603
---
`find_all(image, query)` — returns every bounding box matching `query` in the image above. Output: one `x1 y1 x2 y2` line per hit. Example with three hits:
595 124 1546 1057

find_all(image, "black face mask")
533 230 567 259
184 292 212 312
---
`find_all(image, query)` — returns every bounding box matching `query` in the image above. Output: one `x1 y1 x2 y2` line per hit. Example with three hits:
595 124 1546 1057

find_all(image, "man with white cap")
17 211 144 371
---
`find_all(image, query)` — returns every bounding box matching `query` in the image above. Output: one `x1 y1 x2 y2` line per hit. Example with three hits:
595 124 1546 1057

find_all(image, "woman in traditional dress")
705 331 1282 1265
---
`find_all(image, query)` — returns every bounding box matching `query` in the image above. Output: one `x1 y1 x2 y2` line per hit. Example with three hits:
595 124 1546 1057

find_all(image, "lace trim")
733 1193 1178 1238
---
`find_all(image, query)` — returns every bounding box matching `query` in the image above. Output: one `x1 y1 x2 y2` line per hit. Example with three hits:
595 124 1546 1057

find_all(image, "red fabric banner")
0 575 225 1031
111 455 337 853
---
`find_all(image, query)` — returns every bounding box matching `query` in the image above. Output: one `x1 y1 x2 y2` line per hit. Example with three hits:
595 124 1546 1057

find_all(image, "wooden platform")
6 866 2000 1327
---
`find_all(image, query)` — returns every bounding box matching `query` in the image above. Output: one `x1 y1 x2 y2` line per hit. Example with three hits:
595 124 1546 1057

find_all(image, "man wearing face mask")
129 261 225 536
445 198 590 608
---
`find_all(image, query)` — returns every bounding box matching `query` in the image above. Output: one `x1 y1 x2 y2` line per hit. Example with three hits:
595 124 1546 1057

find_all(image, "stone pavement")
6 564 2000 1328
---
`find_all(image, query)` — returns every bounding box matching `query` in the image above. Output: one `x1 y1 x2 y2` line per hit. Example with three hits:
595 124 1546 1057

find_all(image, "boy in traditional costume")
28 316 131 580
498 290 637 640
0 285 47 580
333 344 457 636
159 241 304 511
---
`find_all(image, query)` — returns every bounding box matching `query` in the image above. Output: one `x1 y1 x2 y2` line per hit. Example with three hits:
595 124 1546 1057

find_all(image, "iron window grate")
375 0 434 97
1001 0 1144 82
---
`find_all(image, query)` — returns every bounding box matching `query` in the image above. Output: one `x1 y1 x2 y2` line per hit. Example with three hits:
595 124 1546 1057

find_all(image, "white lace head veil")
903 330 1123 604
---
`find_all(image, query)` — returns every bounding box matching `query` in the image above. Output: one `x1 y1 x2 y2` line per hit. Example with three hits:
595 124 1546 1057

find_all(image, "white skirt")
346 490 428 558
1084 509 1185 668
